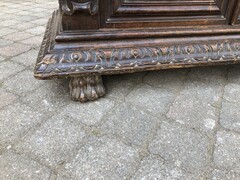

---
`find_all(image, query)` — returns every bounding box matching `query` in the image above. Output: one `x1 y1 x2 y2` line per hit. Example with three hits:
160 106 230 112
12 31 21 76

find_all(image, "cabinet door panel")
100 0 230 28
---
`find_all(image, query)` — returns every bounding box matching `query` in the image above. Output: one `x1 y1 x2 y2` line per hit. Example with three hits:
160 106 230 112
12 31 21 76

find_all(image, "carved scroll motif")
35 42 240 76
60 0 99 15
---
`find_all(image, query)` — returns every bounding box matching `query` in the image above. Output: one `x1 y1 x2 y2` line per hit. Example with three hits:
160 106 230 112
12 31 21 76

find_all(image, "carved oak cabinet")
35 0 240 102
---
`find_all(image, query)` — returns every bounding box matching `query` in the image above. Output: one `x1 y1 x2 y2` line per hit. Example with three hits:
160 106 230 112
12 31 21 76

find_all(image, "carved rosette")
59 0 99 15
69 76 105 102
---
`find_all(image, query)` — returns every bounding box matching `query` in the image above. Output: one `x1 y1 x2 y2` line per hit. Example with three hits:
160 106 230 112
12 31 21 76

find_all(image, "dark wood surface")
35 0 240 102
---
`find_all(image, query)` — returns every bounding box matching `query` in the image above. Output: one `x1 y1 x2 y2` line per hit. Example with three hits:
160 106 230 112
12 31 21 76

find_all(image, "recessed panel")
100 0 229 28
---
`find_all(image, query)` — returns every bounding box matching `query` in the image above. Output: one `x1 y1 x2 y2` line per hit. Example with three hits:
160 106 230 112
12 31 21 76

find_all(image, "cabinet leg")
69 75 106 102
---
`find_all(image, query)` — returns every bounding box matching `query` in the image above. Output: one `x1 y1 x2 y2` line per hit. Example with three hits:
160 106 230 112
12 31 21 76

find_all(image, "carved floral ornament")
35 42 240 75
59 0 99 15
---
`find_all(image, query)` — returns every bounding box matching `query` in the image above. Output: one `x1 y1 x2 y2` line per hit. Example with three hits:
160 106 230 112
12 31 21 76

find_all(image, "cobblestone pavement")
1 0 240 179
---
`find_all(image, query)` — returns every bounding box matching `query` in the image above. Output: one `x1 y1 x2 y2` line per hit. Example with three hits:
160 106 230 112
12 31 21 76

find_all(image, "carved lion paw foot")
69 75 106 102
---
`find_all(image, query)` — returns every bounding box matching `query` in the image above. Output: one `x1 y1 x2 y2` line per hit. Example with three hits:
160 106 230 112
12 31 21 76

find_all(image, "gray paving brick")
25 26 46 35
143 69 188 93
0 151 51 180
101 103 159 146
0 43 31 57
11 49 39 67
131 155 201 180
0 55 5 62
220 100 240 133
29 7 48 13
0 38 13 48
0 102 47 151
126 84 176 117
31 18 50 26
213 130 240 172
2 70 44 96
0 89 17 109
167 67 226 134
220 67 240 133
228 65 240 84
0 19 21 27
15 114 86 167
0 27 17 37
10 22 36 31
21 80 70 113
15 15 39 22
211 169 240 180
62 136 140 179
20 36 43 47
0 61 25 82
104 72 146 101
3 32 34 41
61 98 115 126
149 121 210 174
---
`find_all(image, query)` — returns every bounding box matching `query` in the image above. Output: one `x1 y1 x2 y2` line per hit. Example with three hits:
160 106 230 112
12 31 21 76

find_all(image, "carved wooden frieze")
35 41 240 77
59 0 99 15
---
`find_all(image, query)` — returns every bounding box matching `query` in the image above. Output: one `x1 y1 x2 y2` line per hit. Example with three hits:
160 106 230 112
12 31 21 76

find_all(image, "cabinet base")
34 10 240 102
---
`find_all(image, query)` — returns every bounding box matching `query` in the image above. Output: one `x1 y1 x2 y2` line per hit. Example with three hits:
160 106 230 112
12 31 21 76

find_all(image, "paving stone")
32 11 53 18
0 19 21 27
15 114 86 167
0 38 13 48
15 15 39 22
56 174 73 180
0 89 17 109
211 169 240 180
61 98 115 126
167 67 225 133
220 69 240 133
149 121 210 174
101 103 159 146
0 151 51 180
220 100 240 133
143 69 188 93
0 13 18 21
126 84 176 117
222 83 240 103
17 6 36 11
3 32 34 41
20 36 43 47
0 55 5 62
29 7 48 13
11 49 39 67
0 61 25 82
21 79 70 113
31 18 49 26
16 10 33 16
25 26 46 35
2 70 44 95
0 102 47 151
131 155 202 180
0 43 31 57
213 130 240 172
0 27 17 37
10 22 36 31
227 65 240 84
104 72 146 101
62 136 140 179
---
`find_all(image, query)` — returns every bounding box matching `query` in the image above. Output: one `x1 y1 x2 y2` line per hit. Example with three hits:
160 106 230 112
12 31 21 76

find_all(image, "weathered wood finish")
35 0 240 102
